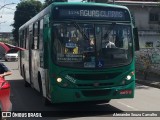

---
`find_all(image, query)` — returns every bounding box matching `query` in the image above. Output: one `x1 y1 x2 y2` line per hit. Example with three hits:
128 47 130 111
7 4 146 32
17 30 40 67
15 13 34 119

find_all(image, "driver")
106 40 116 48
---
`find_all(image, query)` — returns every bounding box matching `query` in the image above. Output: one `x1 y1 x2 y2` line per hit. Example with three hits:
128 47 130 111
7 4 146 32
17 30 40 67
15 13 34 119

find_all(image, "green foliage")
94 0 108 3
139 53 151 79
0 39 14 45
12 0 42 44
156 41 160 47
43 0 67 8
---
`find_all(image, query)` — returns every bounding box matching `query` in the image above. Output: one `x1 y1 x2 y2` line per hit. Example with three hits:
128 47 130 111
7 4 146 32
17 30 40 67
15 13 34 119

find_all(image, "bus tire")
88 100 111 104
38 73 51 106
23 67 30 87
38 73 43 95
44 97 52 106
106 99 111 103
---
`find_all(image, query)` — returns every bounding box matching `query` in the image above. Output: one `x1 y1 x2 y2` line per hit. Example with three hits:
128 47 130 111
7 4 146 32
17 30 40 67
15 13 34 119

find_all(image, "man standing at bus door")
0 62 12 78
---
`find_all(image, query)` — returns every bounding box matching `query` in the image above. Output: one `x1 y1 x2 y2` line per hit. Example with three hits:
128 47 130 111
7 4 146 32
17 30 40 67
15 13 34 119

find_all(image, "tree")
84 0 108 2
94 0 108 3
44 0 67 8
139 50 152 80
44 0 109 8
12 0 42 44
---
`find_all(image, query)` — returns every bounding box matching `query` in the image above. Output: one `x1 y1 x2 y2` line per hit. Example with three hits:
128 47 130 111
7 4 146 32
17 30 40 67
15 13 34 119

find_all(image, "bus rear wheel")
23 67 30 87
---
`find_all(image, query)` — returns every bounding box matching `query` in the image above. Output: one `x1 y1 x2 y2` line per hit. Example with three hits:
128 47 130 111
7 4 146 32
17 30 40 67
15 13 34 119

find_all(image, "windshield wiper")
72 22 89 41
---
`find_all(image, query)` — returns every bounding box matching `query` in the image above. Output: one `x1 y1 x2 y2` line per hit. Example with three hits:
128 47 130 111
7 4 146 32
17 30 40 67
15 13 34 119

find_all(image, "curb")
136 79 160 89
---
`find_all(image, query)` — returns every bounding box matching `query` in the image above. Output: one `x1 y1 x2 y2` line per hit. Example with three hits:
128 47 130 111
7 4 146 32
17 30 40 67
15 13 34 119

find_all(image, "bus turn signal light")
126 75 132 80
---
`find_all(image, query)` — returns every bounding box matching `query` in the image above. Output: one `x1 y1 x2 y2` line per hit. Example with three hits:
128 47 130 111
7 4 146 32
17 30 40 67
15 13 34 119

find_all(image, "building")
114 0 160 48
113 1 160 75
0 32 14 42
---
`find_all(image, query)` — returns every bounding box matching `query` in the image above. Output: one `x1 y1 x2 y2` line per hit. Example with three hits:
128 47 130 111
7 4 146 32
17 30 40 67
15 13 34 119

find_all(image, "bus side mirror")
133 27 140 51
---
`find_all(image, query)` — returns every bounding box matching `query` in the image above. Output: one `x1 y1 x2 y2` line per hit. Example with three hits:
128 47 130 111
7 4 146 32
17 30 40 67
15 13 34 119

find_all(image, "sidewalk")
136 72 160 89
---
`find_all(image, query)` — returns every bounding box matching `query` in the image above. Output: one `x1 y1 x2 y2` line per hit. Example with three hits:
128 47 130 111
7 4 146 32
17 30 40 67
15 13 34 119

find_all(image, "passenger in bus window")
0 63 12 78
105 36 116 48
86 36 95 51
106 40 116 48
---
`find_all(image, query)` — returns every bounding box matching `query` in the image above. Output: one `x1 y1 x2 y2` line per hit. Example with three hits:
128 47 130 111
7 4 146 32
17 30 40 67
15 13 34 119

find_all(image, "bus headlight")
57 78 62 83
56 78 71 87
126 75 132 80
125 71 134 81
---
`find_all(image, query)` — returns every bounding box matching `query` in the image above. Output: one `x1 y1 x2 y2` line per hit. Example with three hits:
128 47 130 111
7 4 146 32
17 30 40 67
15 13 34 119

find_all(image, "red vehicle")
0 77 12 112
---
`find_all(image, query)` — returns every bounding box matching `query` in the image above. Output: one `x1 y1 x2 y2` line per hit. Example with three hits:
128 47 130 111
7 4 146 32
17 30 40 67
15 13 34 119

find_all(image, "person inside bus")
103 33 116 48
106 40 116 48
86 36 95 51
0 62 12 78
105 36 116 48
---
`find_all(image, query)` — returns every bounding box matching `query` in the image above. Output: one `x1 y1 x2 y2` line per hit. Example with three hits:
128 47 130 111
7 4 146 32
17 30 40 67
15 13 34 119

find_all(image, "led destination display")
61 10 123 18
53 6 130 21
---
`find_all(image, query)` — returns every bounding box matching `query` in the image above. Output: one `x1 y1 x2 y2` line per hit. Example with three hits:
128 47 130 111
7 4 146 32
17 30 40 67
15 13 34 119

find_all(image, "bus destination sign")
61 9 123 18
54 6 130 21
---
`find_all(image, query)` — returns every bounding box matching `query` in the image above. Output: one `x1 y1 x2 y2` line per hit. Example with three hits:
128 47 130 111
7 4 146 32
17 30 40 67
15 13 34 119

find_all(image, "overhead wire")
1 0 6 17
0 0 16 32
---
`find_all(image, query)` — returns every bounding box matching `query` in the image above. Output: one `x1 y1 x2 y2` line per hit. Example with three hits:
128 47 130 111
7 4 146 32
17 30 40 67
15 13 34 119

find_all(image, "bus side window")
22 30 25 48
29 24 33 49
33 21 39 50
19 31 23 48
43 15 49 68
39 19 44 68
25 28 29 49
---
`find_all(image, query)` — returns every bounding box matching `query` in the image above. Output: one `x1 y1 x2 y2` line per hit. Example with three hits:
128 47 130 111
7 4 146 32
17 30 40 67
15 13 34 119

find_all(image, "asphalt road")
2 60 160 120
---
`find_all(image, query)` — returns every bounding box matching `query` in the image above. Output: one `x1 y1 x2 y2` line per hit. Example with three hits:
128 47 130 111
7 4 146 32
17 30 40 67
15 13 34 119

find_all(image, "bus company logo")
2 112 11 117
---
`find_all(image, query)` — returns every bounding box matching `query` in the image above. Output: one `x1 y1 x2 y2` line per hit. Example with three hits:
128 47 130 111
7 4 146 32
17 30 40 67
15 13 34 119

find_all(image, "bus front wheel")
38 73 52 106
44 97 52 106
88 100 111 104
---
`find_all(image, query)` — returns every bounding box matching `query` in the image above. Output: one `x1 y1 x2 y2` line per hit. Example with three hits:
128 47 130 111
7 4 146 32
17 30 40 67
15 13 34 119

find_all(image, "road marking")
117 101 138 111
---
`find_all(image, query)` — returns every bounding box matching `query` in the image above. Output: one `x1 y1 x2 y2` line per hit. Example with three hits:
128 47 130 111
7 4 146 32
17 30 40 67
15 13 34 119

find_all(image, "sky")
0 0 81 32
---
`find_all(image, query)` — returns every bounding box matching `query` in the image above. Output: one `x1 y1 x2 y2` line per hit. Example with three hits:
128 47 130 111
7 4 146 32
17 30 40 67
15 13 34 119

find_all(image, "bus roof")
52 2 128 9
19 2 130 30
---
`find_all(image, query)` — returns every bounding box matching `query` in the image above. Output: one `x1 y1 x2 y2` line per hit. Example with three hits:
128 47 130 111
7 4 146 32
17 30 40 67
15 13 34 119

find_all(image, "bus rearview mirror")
133 27 140 51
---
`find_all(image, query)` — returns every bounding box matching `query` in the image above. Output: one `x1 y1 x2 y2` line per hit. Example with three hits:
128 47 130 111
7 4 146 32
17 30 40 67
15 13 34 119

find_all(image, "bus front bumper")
50 81 135 103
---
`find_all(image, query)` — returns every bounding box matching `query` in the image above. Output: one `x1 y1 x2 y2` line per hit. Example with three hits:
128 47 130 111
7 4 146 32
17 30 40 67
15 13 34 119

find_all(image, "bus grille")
68 73 121 80
77 83 113 87
82 90 111 97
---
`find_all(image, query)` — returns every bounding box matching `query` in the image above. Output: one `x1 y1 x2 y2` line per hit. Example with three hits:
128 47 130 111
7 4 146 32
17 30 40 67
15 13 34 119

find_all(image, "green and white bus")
19 2 139 104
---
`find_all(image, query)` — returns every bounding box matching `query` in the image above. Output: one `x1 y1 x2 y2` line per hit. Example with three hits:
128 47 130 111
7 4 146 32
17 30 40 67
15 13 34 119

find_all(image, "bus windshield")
52 22 132 69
